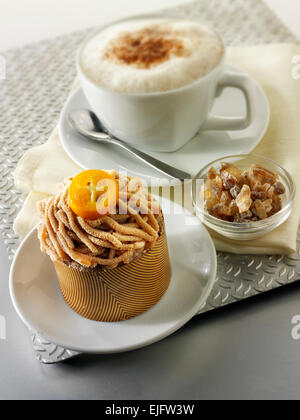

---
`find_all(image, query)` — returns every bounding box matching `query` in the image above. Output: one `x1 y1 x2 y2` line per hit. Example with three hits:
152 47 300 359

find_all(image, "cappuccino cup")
78 15 255 152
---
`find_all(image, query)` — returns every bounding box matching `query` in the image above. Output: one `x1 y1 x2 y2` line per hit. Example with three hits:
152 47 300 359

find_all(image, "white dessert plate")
9 198 217 354
59 65 269 183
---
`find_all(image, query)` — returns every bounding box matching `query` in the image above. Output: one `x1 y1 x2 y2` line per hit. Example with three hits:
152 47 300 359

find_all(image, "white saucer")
9 198 217 354
59 65 269 183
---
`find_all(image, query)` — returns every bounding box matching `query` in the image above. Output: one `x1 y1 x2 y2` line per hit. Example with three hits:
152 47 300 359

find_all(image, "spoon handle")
107 137 192 181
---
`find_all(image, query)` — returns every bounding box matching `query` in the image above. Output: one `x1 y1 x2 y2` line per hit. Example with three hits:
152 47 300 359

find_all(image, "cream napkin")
13 44 300 254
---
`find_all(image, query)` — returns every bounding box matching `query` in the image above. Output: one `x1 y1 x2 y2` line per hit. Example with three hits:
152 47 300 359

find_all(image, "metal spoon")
68 109 192 181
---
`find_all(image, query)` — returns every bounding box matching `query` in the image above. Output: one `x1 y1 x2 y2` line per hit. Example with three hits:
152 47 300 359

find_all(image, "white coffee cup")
77 15 256 153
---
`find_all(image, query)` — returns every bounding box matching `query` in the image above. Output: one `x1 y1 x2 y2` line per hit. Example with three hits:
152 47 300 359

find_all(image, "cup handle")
201 70 255 131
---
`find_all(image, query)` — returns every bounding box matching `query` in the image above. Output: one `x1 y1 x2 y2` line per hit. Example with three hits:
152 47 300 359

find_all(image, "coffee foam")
80 18 224 94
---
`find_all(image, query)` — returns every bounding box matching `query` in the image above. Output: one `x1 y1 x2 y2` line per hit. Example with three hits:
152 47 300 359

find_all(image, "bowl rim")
191 153 296 229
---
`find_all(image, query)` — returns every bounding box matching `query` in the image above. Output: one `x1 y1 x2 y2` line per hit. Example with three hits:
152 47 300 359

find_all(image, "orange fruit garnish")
68 170 119 219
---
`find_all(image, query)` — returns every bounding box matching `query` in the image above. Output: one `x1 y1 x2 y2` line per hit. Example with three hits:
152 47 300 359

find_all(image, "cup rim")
191 153 296 230
76 12 226 98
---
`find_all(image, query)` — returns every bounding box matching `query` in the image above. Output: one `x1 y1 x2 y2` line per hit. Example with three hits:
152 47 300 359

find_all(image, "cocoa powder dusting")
103 27 188 69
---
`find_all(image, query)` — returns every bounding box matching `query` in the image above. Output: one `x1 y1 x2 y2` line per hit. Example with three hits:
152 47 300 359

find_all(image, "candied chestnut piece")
254 199 267 219
207 166 217 180
212 203 232 217
230 185 240 198
240 210 253 219
262 198 273 214
220 190 232 205
251 191 267 201
273 181 285 195
204 177 222 200
239 171 251 188
205 197 218 210
236 185 252 213
229 200 239 216
270 195 282 214
220 163 242 181
203 162 284 223
249 164 277 186
221 171 237 190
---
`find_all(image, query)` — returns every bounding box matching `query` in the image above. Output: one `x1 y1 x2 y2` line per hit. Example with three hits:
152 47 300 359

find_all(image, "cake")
37 169 171 322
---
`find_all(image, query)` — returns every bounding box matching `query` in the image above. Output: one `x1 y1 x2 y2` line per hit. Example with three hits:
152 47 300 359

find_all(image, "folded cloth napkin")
13 44 300 254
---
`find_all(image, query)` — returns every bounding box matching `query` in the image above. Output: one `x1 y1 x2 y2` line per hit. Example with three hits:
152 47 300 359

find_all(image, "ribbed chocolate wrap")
54 229 171 322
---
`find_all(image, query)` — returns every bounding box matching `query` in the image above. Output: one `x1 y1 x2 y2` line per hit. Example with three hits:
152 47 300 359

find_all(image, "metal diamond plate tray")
0 0 299 363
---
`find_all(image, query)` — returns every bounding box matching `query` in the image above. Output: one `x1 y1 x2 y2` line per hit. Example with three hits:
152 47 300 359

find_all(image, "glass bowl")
192 154 296 240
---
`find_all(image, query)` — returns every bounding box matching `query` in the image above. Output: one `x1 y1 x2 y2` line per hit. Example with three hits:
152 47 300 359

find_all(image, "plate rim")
9 199 217 354
58 64 270 181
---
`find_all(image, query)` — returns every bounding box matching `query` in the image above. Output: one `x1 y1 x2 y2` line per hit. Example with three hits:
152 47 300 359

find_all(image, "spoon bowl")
68 109 192 180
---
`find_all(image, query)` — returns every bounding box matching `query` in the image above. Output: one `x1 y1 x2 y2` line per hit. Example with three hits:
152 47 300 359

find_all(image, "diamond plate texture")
201 227 300 313
30 331 79 364
0 0 299 363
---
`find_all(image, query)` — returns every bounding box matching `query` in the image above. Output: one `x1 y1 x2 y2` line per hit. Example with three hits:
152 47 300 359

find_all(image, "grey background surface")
2 233 300 400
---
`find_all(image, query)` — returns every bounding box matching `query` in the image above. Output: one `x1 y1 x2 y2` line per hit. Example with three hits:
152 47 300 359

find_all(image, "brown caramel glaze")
103 27 189 69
